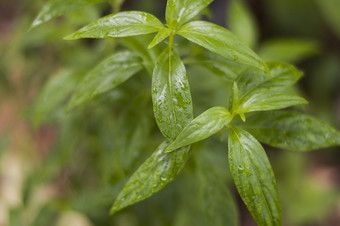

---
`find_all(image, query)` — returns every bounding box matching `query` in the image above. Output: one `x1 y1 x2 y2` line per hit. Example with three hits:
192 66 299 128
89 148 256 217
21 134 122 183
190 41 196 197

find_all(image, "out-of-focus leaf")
120 35 160 75
152 48 193 139
185 53 245 82
234 62 306 113
166 107 232 152
110 140 190 214
148 28 171 49
67 51 143 110
178 21 267 72
31 0 106 28
195 151 239 226
258 39 320 63
33 69 80 125
228 0 258 48
64 11 164 40
315 0 340 39
228 126 281 226
239 111 340 151
166 0 213 28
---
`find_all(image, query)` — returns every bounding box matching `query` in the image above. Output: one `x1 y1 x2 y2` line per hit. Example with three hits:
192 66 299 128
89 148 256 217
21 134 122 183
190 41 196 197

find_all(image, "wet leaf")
110 140 190 214
239 111 340 151
67 51 143 110
152 48 193 139
234 62 306 113
177 21 267 72
148 27 171 48
166 107 232 152
228 126 281 226
166 0 213 28
64 11 164 39
31 0 106 28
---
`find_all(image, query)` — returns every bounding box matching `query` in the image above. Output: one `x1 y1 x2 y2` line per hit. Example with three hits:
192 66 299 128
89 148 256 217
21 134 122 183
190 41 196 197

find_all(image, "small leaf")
31 0 106 28
110 140 191 214
235 62 306 113
67 51 143 110
166 107 232 152
166 0 213 28
33 70 80 125
228 0 258 48
64 11 164 40
239 111 340 151
258 39 320 63
228 126 281 226
152 48 193 139
148 27 171 48
177 21 267 72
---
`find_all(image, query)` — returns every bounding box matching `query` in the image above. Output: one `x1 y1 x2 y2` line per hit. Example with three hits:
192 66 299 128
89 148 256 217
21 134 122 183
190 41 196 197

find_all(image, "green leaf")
239 111 340 151
258 39 320 63
185 53 245 82
152 48 193 139
195 151 239 226
148 27 171 48
235 62 306 113
110 140 190 214
64 11 164 40
228 0 258 48
31 0 106 28
166 0 213 28
315 0 340 39
177 21 267 72
166 107 232 152
33 70 80 125
228 126 281 226
67 50 143 110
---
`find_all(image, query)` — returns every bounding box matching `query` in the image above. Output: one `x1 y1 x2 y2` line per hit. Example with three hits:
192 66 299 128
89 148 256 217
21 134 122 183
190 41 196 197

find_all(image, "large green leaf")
31 0 106 28
228 126 281 226
110 140 191 214
33 69 80 125
64 11 164 40
177 21 267 72
166 107 232 152
67 51 143 109
239 111 340 151
258 39 320 63
234 62 307 113
228 0 258 48
152 48 193 139
166 0 213 28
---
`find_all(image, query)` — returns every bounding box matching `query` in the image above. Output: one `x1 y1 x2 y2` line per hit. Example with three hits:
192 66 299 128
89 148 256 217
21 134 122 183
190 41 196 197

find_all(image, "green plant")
30 0 340 225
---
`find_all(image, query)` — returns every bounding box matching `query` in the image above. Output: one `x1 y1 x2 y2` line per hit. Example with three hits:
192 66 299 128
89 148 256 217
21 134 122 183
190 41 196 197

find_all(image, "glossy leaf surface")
148 27 171 48
152 48 193 139
68 51 143 109
239 111 340 151
64 11 164 39
166 0 213 27
178 21 267 71
235 62 306 113
166 107 232 152
228 0 258 48
228 126 281 226
31 0 106 28
111 140 191 214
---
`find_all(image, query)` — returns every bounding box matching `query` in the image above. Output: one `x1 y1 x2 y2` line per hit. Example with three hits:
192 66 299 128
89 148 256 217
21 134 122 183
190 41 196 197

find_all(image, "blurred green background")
1 0 340 225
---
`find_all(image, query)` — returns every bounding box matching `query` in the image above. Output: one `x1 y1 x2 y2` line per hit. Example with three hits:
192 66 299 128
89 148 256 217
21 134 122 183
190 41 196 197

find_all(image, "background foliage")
1 0 340 225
